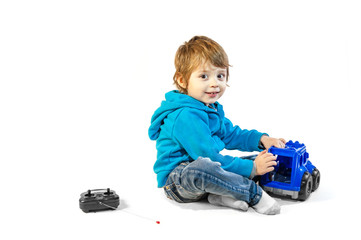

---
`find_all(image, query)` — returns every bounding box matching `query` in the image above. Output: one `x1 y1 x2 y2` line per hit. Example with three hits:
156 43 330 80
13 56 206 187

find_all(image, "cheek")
187 83 203 97
220 82 227 92
191 82 206 92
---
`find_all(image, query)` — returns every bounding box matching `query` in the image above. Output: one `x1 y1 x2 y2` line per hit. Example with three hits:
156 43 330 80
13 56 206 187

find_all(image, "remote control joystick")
85 190 93 197
104 188 113 195
79 188 119 213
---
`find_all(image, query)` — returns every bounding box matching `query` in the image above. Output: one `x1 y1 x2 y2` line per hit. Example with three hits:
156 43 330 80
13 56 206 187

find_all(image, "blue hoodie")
149 90 267 187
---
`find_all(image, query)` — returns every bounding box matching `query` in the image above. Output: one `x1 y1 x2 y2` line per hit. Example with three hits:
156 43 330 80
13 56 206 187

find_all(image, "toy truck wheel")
298 172 313 201
311 168 320 192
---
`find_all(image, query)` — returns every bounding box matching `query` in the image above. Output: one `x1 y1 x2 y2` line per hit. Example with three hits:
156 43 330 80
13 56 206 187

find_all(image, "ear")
176 73 187 89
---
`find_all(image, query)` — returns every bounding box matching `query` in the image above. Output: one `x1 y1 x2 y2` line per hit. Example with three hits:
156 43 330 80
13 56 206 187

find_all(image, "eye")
217 73 225 80
200 74 208 79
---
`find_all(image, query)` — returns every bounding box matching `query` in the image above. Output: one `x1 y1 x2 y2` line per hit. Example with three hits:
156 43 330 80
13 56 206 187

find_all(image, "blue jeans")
163 157 262 206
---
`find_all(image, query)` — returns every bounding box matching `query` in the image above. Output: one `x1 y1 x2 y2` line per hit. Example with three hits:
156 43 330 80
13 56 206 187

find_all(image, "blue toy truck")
259 141 320 201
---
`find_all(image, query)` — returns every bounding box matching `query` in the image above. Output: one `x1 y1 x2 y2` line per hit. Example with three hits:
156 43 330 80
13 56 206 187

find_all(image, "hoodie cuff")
257 134 269 151
250 161 257 179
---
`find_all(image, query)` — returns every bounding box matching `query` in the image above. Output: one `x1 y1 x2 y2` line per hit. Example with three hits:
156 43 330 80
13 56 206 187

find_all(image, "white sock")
208 194 249 211
252 190 281 215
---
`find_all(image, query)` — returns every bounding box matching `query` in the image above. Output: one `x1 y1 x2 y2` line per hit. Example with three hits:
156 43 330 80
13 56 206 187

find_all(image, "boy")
148 36 286 215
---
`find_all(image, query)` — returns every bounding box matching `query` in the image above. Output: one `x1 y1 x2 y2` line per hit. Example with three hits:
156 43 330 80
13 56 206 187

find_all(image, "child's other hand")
260 136 286 150
255 150 277 175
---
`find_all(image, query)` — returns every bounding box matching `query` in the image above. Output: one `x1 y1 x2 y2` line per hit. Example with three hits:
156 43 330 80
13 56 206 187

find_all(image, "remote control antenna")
98 201 160 224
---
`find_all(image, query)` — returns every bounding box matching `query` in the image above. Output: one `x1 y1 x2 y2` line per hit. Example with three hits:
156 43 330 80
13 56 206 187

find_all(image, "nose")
209 76 219 88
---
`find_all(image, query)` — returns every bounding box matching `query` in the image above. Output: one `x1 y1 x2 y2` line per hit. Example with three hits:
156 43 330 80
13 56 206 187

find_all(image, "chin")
207 100 217 105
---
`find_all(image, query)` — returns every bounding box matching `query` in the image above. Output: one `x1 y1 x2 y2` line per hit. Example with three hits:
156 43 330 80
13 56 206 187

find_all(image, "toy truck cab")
259 141 320 201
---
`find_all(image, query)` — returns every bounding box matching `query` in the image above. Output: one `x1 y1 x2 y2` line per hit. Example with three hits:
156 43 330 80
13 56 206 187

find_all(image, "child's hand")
260 136 286 150
255 150 277 175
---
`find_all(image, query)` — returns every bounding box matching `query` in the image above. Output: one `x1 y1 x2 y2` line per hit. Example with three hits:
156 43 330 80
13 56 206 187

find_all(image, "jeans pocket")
163 183 185 203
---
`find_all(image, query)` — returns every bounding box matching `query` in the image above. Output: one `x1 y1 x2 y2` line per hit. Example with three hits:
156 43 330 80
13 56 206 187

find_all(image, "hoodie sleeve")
221 117 267 152
172 108 255 178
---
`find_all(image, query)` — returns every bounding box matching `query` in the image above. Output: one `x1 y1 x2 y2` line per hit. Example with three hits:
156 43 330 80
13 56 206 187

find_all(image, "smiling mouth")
205 92 220 97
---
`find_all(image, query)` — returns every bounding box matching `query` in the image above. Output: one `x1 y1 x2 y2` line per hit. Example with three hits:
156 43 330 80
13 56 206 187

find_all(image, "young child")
148 36 286 215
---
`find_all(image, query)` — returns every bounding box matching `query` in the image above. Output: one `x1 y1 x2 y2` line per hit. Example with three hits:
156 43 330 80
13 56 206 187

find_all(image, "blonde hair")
173 36 231 93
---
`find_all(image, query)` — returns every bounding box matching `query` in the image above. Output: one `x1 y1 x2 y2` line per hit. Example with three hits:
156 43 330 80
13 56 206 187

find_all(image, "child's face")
182 62 227 106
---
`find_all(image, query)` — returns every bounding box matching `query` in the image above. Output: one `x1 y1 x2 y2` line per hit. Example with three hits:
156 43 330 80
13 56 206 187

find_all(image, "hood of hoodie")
148 90 221 140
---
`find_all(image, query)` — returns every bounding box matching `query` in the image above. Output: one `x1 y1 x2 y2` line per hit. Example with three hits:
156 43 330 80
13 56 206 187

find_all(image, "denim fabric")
163 157 262 206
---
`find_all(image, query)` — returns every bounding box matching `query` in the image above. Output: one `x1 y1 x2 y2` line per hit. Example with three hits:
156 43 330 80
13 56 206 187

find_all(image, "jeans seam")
184 168 250 195
164 183 184 203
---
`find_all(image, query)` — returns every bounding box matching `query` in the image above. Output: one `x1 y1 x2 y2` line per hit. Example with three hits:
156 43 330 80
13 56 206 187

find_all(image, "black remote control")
79 188 120 213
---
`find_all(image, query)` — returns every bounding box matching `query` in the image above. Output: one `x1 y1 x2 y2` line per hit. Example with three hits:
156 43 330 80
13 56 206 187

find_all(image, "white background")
1 0 360 239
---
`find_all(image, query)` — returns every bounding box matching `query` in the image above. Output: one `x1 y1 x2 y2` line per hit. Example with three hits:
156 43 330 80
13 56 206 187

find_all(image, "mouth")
205 91 220 97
